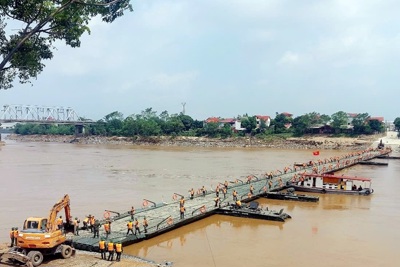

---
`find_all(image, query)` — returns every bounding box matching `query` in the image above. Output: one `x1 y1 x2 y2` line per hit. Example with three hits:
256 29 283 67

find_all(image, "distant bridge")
0 105 93 136
0 104 92 124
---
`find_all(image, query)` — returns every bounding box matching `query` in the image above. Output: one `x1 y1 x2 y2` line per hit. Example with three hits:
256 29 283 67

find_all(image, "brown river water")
1 135 399 267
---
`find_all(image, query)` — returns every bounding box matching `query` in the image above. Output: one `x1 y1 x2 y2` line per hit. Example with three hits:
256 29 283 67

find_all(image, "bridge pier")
74 124 85 137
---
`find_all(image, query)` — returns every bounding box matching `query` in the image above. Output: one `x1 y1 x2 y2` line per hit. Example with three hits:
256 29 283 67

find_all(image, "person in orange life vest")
104 221 111 239
189 188 195 200
9 227 15 247
143 217 149 233
115 242 123 262
232 190 238 201
13 227 18 246
201 185 207 197
88 215 95 233
107 240 114 261
134 218 141 235
214 196 220 207
99 238 106 259
130 206 135 220
180 205 186 219
179 196 185 207
82 216 89 231
73 217 80 236
126 220 134 235
215 184 220 197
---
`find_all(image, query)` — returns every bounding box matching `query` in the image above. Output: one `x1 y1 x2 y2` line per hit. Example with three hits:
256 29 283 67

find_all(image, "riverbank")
0 243 156 267
5 133 382 150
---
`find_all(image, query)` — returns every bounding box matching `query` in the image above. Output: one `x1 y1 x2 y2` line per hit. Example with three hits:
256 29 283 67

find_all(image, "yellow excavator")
0 194 75 266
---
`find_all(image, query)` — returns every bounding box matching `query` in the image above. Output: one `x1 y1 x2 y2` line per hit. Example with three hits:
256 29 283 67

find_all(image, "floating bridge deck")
69 148 391 252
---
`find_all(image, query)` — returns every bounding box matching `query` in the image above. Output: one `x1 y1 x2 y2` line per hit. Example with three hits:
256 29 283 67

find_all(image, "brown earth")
0 243 155 267
5 134 382 150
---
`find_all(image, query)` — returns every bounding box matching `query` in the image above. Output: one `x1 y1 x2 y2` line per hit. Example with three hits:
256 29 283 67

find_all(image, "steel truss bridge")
0 105 92 125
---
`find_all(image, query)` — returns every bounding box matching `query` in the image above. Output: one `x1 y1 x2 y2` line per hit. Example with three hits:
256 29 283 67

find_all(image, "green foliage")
394 117 400 131
241 116 257 134
0 0 133 89
11 108 388 138
368 119 384 133
352 113 370 134
14 123 74 135
331 111 348 133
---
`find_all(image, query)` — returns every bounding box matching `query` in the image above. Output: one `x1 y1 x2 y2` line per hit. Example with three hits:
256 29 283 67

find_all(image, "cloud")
278 51 300 65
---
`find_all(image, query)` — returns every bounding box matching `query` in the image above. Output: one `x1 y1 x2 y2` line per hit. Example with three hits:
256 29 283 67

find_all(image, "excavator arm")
47 194 71 232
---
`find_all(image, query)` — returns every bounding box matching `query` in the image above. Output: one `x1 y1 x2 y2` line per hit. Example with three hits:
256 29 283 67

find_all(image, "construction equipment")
12 194 76 266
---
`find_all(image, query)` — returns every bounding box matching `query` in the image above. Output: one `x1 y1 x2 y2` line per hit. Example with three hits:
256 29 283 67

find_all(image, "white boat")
289 173 374 196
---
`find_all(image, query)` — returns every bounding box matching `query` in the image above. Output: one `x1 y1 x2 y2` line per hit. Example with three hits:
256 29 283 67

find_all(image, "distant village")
204 112 392 134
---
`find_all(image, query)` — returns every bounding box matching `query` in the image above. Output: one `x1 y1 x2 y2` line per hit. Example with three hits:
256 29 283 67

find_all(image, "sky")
1 0 399 121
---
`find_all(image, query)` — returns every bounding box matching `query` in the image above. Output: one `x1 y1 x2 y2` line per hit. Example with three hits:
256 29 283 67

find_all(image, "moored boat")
289 173 374 196
263 188 319 202
216 201 291 222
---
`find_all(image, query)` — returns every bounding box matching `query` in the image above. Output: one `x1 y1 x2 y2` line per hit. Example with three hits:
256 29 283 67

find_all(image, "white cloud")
278 51 300 65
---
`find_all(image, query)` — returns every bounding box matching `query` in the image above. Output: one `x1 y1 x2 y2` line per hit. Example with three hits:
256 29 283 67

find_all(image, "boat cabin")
299 174 372 191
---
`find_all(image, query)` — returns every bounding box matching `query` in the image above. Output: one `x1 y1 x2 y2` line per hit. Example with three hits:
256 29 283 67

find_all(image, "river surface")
0 134 399 267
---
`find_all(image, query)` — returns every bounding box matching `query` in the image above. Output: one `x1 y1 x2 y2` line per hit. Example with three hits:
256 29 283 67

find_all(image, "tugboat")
216 201 291 222
289 173 374 196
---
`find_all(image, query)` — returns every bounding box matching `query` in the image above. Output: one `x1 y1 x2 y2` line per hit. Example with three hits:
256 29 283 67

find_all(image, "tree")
351 113 369 134
292 115 311 136
368 119 384 133
0 0 133 89
241 116 257 134
394 117 400 131
331 111 348 133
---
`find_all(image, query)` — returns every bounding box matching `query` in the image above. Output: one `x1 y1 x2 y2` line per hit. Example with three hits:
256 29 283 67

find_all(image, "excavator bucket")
0 249 33 267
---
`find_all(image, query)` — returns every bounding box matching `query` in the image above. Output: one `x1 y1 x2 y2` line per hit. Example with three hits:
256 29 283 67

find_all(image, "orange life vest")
13 230 18 238
99 240 105 250
10 230 14 238
104 223 110 232
107 242 114 251
127 222 133 229
115 243 122 253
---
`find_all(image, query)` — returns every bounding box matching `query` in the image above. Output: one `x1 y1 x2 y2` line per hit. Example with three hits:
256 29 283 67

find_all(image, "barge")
216 201 291 222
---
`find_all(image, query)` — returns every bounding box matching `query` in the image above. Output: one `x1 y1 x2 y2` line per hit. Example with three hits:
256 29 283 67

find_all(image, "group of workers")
126 217 148 235
98 239 123 261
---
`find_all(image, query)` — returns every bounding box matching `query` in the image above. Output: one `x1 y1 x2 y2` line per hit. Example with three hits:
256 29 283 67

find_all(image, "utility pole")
181 102 186 115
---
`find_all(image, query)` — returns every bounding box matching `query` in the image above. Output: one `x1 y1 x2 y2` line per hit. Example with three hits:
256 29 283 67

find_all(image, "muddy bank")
5 134 381 150
0 243 156 267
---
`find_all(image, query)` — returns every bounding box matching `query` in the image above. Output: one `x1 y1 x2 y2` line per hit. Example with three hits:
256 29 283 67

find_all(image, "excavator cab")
22 217 48 233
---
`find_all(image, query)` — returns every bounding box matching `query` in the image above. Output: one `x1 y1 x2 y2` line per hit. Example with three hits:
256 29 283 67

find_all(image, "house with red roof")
255 115 271 128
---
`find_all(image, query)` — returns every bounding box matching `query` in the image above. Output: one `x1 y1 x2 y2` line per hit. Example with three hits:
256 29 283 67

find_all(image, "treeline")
13 108 388 138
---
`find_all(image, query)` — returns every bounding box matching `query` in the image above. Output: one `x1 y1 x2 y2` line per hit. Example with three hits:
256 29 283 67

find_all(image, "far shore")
4 133 389 150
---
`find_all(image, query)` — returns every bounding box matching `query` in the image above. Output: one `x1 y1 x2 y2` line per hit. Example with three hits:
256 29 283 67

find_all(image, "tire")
61 245 73 259
27 251 43 267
